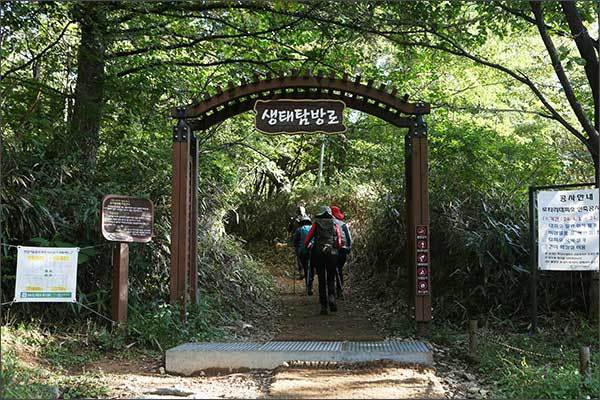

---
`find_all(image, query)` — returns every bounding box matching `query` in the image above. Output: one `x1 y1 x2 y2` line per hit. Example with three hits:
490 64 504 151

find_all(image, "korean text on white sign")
537 188 599 271
14 246 79 302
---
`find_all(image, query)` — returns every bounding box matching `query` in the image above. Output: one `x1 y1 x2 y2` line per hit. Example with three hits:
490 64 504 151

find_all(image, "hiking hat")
330 205 344 220
315 206 332 217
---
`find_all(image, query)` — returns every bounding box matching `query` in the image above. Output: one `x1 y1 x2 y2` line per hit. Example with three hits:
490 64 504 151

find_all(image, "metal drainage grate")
172 340 428 353
259 341 342 352
346 341 429 353
178 342 261 352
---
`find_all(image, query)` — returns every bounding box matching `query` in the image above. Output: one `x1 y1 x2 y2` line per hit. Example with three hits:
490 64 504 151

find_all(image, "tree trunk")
69 2 107 172
559 1 599 132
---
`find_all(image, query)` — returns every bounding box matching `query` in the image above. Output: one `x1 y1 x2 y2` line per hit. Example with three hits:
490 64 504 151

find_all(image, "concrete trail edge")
165 340 433 375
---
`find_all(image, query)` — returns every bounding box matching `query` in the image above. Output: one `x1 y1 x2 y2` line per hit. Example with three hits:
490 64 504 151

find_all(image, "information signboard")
15 246 78 302
254 99 346 134
537 188 599 271
101 195 154 243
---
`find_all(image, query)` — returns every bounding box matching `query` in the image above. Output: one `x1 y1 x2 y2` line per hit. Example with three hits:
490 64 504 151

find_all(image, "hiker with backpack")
304 206 343 315
287 205 308 237
293 215 313 290
288 205 309 278
331 205 352 297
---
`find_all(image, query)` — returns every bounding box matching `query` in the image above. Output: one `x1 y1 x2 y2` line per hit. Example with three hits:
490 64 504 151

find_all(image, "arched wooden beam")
187 90 417 131
172 74 430 130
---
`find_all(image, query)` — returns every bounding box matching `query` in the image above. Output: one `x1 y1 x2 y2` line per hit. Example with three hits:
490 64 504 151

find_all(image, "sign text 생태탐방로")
255 99 346 134
101 195 154 243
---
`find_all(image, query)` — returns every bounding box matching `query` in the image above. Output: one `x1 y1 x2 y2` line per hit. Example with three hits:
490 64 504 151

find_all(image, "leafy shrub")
349 120 595 320
228 180 375 243
1 127 276 341
476 323 600 399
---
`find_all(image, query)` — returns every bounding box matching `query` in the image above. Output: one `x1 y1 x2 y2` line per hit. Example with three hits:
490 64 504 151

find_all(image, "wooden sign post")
112 243 129 323
101 195 154 324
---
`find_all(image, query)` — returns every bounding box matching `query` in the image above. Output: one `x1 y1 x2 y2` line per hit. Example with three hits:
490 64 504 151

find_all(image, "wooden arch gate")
170 71 432 335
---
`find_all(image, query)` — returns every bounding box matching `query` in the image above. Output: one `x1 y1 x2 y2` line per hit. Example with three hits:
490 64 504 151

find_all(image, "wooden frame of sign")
170 71 432 335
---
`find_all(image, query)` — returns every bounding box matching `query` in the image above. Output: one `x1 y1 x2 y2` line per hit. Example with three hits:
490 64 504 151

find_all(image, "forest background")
1 1 599 398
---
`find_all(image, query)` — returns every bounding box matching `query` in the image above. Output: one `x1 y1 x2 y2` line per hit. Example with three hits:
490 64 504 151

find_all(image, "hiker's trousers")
311 250 338 307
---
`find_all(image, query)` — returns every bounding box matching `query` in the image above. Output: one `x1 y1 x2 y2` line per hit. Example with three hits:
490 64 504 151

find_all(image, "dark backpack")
314 218 340 256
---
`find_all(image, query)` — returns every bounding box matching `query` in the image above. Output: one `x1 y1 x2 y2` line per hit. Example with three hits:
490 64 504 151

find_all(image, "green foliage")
1 0 596 361
475 321 600 399
51 374 109 400
385 315 600 400
0 351 56 400
40 340 101 371
127 302 226 350
0 325 109 399
491 360 593 399
346 115 593 319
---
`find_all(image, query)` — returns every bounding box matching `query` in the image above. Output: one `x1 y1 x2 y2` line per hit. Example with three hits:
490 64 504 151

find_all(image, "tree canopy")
1 0 598 320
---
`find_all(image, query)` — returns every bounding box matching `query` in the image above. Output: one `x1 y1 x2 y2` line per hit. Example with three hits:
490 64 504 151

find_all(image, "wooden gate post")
189 133 199 305
405 133 415 317
170 111 191 318
407 115 431 336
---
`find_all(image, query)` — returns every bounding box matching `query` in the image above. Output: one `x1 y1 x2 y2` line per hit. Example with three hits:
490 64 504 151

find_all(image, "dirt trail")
269 364 444 399
107 371 271 399
273 273 382 341
93 244 447 398
267 255 444 399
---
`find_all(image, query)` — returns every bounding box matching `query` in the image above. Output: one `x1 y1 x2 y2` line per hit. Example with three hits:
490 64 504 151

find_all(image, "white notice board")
14 246 79 302
537 188 599 271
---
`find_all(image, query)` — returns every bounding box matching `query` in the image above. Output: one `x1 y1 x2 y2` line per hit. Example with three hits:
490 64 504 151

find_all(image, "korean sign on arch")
537 188 599 271
254 99 346 134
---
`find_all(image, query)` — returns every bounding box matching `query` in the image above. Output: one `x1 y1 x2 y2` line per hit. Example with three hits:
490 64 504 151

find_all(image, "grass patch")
49 374 109 399
40 338 101 371
475 321 600 399
1 325 109 399
126 301 229 350
387 314 599 399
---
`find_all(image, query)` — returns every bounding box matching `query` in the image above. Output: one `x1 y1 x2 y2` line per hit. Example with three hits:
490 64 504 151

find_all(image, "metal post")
111 242 129 324
579 346 591 382
529 186 538 332
468 320 478 357
591 271 599 320
318 136 325 186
